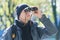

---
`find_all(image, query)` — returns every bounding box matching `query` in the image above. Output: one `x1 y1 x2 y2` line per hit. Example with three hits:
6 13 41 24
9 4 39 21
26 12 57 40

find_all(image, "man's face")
19 10 32 23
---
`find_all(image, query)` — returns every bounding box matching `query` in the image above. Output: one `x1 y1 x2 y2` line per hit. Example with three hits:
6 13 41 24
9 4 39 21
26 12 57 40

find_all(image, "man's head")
16 4 32 23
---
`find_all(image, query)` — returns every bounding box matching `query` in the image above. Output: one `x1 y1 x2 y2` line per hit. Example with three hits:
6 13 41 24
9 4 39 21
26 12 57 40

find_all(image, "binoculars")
24 7 38 12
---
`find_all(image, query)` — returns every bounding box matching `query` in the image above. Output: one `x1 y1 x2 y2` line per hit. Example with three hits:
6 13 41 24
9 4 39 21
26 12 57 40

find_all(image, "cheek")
19 14 26 20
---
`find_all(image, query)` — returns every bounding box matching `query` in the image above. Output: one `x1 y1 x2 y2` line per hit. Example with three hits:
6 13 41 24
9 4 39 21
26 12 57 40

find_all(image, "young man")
1 4 58 40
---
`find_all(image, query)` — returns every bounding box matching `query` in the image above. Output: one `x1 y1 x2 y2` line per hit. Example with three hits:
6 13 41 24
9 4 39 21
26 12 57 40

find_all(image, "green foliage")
0 0 54 30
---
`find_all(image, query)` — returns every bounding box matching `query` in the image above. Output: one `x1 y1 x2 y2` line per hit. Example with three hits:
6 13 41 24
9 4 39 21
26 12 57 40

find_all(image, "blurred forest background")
0 0 55 30
0 0 60 40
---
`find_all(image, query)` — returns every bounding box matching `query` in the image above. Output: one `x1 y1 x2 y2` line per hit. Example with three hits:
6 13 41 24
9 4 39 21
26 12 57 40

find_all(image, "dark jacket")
1 15 58 40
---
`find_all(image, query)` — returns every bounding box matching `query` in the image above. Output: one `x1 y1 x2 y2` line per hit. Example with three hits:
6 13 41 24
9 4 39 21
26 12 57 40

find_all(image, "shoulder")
2 24 14 37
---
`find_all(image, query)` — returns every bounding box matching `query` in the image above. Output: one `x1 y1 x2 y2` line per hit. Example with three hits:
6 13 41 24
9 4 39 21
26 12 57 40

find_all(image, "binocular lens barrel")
24 7 38 12
31 7 38 11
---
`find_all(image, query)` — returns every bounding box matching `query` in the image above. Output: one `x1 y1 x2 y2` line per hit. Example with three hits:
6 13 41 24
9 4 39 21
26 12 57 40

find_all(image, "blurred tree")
0 0 55 30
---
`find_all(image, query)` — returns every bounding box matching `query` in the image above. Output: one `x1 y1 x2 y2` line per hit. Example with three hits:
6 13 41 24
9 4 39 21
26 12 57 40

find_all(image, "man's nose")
26 13 31 17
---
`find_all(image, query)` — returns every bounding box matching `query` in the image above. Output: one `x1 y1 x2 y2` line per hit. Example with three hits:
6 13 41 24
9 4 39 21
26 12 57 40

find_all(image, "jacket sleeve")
1 27 12 40
39 14 58 36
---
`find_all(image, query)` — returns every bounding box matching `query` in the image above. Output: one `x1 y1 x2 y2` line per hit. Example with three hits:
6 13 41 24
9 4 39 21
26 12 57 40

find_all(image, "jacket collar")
15 20 33 28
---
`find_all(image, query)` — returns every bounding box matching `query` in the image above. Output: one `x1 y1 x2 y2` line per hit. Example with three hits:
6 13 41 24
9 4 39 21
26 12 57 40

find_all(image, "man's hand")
32 7 43 19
